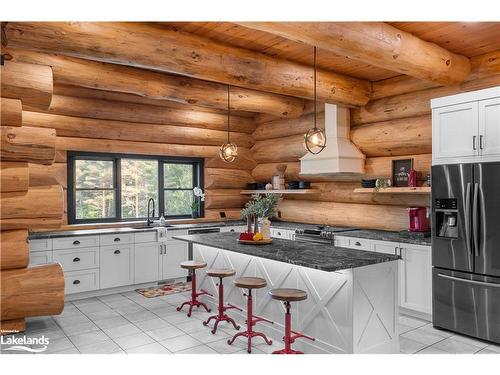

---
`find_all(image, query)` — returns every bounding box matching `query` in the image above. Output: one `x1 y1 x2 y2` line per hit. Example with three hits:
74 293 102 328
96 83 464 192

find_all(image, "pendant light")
304 46 326 155
219 85 238 163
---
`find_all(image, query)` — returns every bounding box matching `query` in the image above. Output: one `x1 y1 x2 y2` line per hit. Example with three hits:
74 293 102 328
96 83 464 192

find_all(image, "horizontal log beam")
372 50 500 100
253 112 325 141
55 136 257 171
29 163 67 189
0 217 63 231
239 22 471 85
251 134 306 163
1 61 53 109
0 185 64 220
205 189 250 209
0 229 29 270
350 115 431 157
26 95 256 134
1 161 29 192
1 126 56 165
204 209 242 221
1 98 22 127
3 47 305 118
277 199 409 231
0 263 64 320
0 319 25 335
23 111 255 148
352 74 500 125
4 22 371 106
205 168 253 189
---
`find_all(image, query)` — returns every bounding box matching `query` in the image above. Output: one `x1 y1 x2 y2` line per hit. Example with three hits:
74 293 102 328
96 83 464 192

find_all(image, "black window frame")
68 151 204 224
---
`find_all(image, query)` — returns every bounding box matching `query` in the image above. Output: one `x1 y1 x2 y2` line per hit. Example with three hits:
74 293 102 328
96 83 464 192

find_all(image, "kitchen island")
173 232 400 354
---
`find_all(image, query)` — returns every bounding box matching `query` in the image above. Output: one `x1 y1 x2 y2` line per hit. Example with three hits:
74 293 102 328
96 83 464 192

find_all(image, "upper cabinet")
432 86 500 165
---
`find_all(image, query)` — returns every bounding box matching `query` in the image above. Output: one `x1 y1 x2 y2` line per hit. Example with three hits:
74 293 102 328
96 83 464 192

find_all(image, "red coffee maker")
408 207 430 232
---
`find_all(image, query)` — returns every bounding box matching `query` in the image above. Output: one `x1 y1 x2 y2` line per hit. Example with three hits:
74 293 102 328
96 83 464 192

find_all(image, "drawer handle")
73 257 80 262
114 237 121 242
355 241 361 246
73 280 80 285
277 232 281 235
114 250 121 255
230 229 235 232
73 240 80 245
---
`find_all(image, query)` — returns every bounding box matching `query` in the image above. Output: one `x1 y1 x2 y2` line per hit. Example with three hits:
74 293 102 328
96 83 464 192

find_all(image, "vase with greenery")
241 193 280 233
191 187 205 219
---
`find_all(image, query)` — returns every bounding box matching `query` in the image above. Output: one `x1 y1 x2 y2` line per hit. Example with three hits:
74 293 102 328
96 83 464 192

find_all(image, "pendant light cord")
313 46 317 131
227 85 231 143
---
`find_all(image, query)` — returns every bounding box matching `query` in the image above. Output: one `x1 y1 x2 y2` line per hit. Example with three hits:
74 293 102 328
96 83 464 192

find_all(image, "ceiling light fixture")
304 46 326 155
219 85 238 163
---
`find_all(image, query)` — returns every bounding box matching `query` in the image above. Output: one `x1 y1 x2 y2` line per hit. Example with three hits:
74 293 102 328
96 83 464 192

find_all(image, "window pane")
164 163 193 189
164 190 192 216
76 190 115 219
75 160 114 188
121 159 159 218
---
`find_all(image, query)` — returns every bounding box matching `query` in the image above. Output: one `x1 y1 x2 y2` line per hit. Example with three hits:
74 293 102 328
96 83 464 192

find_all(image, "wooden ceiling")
160 22 500 82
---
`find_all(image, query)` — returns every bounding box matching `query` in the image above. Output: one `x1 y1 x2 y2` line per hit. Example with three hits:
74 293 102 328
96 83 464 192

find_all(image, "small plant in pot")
240 193 280 241
191 187 205 219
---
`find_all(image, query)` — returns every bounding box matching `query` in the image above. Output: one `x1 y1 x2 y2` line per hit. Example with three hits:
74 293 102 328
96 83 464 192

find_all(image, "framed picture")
392 159 413 187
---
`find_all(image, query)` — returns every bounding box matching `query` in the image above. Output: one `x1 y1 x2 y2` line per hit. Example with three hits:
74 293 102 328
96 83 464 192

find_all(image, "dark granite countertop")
336 229 431 246
173 232 399 272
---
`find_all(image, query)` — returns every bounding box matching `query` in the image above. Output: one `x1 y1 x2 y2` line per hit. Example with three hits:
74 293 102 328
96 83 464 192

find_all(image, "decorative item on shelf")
191 187 205 219
304 46 326 155
272 164 287 190
374 178 391 192
219 85 238 163
392 158 414 187
408 169 418 188
265 183 273 190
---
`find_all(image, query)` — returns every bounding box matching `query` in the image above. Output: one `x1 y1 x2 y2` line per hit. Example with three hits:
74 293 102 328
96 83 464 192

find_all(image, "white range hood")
300 103 365 176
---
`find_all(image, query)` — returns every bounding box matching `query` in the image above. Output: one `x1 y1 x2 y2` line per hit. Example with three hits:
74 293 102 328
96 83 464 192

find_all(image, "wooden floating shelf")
353 187 431 194
240 189 319 195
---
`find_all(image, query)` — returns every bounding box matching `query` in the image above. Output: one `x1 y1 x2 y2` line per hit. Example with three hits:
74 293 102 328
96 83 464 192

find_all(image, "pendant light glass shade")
220 85 238 163
304 46 326 155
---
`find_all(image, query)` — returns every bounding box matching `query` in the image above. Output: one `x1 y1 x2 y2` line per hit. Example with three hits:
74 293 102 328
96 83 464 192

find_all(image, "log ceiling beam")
238 22 471 85
2 47 305 118
3 22 371 106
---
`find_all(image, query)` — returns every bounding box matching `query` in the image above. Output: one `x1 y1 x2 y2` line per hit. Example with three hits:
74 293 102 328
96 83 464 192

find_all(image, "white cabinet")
53 235 99 250
29 250 53 266
399 244 432 316
432 101 479 160
29 238 52 252
371 240 399 255
100 245 134 289
134 242 160 284
52 247 99 271
479 97 500 157
64 269 100 294
220 225 246 233
270 228 295 240
160 240 188 281
432 86 500 165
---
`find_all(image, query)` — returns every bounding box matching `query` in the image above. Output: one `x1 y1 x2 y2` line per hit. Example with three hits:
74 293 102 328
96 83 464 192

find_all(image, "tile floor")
1 290 499 354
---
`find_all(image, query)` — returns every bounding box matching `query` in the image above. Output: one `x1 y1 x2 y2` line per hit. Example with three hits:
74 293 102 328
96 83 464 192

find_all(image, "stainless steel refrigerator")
432 162 500 344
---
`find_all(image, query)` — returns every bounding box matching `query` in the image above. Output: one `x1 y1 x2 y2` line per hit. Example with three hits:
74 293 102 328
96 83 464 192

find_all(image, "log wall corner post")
0 59 65 336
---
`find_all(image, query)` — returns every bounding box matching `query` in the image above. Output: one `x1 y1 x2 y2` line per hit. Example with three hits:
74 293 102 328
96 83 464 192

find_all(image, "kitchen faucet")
147 198 155 227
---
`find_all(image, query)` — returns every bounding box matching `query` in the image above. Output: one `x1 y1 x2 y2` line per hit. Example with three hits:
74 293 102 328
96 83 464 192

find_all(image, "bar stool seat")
227 277 273 353
203 268 241 334
176 261 212 317
180 260 207 270
269 288 307 302
206 268 236 278
269 288 314 354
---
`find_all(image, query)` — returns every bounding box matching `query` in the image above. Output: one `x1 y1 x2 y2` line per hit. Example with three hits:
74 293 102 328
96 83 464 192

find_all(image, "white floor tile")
432 337 483 354
159 334 202 352
145 326 185 341
94 316 131 330
399 337 428 354
415 346 450 354
176 344 218 354
476 348 500 354
125 342 172 354
399 315 429 329
69 330 110 348
78 339 122 354
484 344 500 353
449 334 489 349
122 310 158 323
207 338 247 354
176 319 207 334
103 323 142 339
134 317 171 331
60 321 100 336
113 332 155 350
401 327 446 346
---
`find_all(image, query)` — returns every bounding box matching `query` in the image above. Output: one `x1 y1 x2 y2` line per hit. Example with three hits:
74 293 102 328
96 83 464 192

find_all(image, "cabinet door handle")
114 237 121 242
73 280 80 285
73 257 80 262
230 229 235 232
473 135 477 150
73 240 80 245
114 250 121 255
355 241 361 246
479 135 484 150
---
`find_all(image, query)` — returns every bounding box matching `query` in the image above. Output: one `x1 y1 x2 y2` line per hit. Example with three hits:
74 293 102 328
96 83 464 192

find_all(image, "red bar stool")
203 268 242 334
176 261 212 317
269 288 315 354
227 277 273 353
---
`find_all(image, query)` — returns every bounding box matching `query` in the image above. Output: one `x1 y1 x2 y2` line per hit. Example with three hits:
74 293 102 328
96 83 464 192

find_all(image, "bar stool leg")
273 301 314 354
203 277 241 334
176 269 212 317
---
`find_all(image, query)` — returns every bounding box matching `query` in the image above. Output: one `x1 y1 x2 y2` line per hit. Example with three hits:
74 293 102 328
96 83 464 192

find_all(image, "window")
68 152 203 224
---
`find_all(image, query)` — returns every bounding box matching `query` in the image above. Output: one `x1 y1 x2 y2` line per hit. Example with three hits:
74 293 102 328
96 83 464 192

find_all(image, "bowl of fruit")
238 232 273 245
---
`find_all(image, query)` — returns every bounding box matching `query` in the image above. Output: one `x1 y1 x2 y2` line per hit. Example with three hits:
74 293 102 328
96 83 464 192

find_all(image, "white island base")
193 244 399 354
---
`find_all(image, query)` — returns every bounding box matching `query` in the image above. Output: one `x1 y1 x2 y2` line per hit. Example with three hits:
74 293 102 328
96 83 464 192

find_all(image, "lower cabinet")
100 244 134 289
160 240 188 280
399 244 432 316
134 242 160 284
64 269 100 294
29 250 53 266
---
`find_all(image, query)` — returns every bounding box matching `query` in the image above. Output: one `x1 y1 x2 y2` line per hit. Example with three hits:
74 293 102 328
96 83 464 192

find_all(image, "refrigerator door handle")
437 273 500 288
472 182 480 257
464 182 472 256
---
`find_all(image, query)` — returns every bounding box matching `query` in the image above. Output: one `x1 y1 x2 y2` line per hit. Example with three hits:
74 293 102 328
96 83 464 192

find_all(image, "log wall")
251 73 500 231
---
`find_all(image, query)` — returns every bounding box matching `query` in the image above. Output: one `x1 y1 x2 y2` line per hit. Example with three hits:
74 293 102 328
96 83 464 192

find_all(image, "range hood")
300 103 365 176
